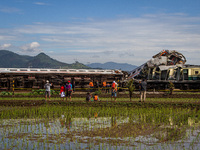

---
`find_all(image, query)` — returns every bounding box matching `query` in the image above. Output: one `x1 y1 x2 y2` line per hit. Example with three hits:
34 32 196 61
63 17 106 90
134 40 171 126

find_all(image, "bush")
32 89 45 95
168 81 174 95
0 91 13 96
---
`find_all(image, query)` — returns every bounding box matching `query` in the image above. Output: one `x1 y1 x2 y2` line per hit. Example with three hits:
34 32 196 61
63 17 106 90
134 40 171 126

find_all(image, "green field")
0 101 200 149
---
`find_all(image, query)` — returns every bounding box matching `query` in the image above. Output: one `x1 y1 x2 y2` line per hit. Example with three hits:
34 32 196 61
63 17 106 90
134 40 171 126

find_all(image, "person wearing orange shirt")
93 94 99 101
89 81 94 92
102 81 106 93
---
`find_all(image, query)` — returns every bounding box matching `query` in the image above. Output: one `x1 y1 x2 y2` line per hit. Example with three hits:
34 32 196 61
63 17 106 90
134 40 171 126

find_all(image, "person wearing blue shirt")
65 80 73 101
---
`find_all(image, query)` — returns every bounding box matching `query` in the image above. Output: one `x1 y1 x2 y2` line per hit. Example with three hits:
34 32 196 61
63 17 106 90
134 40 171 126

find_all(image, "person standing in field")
89 81 94 92
60 84 65 101
139 79 147 102
111 81 117 102
44 80 52 101
65 80 73 101
102 80 107 93
106 82 110 93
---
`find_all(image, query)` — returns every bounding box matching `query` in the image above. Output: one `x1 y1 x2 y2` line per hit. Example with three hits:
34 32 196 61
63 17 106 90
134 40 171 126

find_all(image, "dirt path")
0 99 200 108
0 93 200 107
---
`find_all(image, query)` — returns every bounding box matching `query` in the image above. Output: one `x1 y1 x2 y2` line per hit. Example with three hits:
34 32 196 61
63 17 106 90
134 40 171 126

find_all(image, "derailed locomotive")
0 68 124 90
128 50 200 89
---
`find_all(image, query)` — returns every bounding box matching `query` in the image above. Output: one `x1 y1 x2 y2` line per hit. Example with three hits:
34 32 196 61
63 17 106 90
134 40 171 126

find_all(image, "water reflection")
0 108 200 150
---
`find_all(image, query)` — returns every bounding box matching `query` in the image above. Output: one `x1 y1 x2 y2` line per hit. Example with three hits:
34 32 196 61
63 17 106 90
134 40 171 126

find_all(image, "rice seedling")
0 102 199 149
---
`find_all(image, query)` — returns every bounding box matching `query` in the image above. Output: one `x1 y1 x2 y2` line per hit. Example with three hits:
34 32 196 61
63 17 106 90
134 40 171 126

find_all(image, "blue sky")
0 0 200 66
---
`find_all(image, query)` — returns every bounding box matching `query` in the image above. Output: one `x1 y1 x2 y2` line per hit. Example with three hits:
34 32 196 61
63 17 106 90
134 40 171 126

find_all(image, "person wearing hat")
65 80 73 101
44 80 52 101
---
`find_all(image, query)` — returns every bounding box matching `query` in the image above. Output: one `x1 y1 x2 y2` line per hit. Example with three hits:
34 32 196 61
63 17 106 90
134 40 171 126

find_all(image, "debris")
128 50 186 80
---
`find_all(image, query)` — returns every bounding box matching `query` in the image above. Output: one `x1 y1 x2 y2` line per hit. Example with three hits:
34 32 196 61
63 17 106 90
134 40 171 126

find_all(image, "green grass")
0 97 199 103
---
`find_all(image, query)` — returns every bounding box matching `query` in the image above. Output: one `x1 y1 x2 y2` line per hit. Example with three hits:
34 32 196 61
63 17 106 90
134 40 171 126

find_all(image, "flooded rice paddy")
0 105 200 149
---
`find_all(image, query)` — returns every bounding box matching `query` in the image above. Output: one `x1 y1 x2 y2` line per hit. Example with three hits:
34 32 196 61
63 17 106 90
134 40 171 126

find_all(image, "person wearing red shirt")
60 84 65 101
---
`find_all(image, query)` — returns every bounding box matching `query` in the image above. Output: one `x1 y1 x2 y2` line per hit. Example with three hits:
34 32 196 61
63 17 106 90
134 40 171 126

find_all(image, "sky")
0 0 200 66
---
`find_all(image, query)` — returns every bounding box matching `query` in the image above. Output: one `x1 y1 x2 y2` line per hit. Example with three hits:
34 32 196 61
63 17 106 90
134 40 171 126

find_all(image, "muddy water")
0 106 200 149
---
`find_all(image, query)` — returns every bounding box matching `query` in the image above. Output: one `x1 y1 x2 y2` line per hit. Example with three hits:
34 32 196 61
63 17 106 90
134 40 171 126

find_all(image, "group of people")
89 81 111 93
44 80 73 101
86 92 100 102
86 80 118 102
44 79 147 102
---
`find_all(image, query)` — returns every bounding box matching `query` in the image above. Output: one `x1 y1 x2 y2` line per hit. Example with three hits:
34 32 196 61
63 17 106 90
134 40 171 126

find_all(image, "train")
128 50 200 90
130 64 200 90
0 65 200 91
0 68 124 90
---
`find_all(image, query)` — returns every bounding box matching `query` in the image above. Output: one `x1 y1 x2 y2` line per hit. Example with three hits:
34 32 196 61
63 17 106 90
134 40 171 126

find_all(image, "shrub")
0 91 13 96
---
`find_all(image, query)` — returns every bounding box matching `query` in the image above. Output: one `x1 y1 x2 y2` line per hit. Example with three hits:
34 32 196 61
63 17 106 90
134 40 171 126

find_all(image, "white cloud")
2 13 200 65
20 42 42 52
0 7 21 13
33 2 49 6
0 43 12 49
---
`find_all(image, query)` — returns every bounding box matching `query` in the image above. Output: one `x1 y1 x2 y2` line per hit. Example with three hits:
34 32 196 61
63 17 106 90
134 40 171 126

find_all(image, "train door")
175 67 181 81
183 69 188 80
160 70 167 80
148 68 153 80
152 67 160 80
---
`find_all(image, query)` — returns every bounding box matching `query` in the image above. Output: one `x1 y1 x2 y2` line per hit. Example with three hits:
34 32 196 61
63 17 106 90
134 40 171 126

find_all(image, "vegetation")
0 105 199 149
127 79 135 101
0 91 13 96
168 81 175 95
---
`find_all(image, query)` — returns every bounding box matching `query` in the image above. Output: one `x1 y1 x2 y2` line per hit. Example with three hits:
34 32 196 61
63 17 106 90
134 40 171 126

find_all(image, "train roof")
0 68 123 75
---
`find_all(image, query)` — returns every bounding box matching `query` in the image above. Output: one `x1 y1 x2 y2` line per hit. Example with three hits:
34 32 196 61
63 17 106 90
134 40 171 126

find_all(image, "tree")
127 79 135 101
168 81 174 95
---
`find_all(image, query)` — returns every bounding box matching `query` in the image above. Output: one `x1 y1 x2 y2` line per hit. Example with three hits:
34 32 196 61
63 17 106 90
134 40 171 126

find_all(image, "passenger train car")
0 68 124 90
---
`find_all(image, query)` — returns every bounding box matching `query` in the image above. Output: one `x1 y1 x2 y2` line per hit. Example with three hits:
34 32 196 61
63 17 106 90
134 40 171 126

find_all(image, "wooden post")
12 80 14 95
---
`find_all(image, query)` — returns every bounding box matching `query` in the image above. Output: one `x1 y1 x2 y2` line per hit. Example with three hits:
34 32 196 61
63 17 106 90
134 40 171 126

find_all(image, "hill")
86 62 137 71
0 50 32 68
0 50 90 69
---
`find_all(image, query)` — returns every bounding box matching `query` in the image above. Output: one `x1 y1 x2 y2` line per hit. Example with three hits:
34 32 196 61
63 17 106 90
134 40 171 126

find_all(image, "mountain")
27 52 68 68
0 50 90 69
86 62 137 71
0 50 32 68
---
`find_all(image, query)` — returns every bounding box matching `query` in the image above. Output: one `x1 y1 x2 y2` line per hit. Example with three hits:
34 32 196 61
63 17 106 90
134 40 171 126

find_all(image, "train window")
10 69 17 71
79 70 86 72
69 70 76 72
195 71 199 75
60 70 67 72
41 70 47 71
30 69 38 71
20 69 27 71
50 70 57 71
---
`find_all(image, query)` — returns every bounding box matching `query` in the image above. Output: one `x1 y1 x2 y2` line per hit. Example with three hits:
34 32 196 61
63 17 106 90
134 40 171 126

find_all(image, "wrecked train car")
0 68 124 90
128 50 200 89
